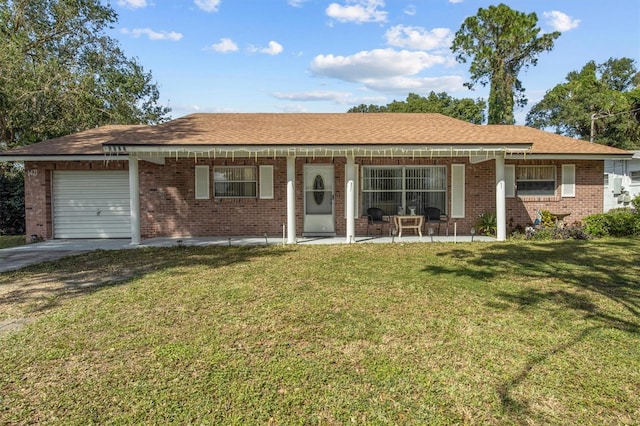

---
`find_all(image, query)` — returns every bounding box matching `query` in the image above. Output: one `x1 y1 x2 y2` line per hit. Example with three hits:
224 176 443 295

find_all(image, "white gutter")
0 155 127 162
508 153 634 160
104 144 532 159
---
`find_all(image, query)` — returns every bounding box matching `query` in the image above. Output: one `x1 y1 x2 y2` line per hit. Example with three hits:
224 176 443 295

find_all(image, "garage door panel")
53 171 131 239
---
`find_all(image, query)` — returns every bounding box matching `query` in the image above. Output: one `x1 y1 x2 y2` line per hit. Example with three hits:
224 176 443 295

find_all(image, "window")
362 166 446 215
213 166 257 198
631 170 640 184
516 166 556 196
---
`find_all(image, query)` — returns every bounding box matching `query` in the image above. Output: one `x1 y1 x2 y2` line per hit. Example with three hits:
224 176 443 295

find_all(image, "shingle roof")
0 113 630 157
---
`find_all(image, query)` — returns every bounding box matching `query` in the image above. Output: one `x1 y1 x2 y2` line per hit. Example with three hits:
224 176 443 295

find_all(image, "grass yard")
1 239 639 424
0 235 25 249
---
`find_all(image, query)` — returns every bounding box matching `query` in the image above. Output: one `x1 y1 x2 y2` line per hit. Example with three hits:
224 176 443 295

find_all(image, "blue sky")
111 0 640 123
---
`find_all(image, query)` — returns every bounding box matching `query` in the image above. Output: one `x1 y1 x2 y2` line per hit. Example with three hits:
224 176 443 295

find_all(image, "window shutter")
451 164 465 218
562 164 575 197
505 165 515 197
195 165 209 199
259 165 274 199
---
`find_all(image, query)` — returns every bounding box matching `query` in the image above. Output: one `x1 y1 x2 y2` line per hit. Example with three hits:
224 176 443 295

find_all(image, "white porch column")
128 155 141 245
345 155 356 243
286 155 296 244
495 155 506 242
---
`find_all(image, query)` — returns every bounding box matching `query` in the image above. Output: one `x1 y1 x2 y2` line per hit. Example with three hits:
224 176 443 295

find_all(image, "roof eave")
0 154 126 162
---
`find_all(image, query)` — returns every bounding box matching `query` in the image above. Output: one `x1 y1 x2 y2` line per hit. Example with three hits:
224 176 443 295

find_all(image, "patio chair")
366 207 390 236
424 207 449 235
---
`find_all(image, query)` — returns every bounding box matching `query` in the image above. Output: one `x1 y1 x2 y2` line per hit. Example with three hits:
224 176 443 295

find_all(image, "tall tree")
451 3 560 125
526 58 640 149
0 0 170 149
347 92 486 124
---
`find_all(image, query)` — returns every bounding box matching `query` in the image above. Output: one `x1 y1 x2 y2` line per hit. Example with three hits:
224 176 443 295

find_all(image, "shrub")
632 194 640 212
527 225 592 241
538 209 555 228
584 209 640 237
475 211 497 236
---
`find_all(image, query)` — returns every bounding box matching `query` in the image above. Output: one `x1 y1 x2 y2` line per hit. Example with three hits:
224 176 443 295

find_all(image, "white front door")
303 164 335 236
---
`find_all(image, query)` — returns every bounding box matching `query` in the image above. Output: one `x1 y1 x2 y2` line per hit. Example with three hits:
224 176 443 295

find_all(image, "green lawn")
1 240 638 424
0 235 25 249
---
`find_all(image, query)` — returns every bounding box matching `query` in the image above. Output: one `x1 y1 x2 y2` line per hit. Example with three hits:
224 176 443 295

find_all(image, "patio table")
393 215 423 238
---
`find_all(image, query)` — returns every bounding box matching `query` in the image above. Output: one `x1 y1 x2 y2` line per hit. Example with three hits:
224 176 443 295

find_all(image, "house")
0 113 631 243
604 151 640 211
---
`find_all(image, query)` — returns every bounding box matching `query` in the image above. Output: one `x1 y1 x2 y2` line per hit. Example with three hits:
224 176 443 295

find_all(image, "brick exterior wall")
23 157 604 240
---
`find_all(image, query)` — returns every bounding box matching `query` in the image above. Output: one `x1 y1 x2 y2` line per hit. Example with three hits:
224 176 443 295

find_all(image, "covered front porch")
117 144 528 245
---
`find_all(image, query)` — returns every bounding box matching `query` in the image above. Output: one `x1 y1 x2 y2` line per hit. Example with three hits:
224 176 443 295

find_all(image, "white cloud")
261 41 284 55
310 48 464 93
117 0 147 8
364 75 465 93
210 38 238 53
403 4 416 16
311 49 446 81
543 10 580 32
272 91 353 102
194 0 221 12
121 28 183 41
326 0 388 24
272 91 388 107
385 25 453 51
287 0 309 7
449 0 463 3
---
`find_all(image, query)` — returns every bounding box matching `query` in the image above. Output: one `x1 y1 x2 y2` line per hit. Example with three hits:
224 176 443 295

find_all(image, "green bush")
527 225 592 241
0 163 25 235
584 209 640 237
475 211 497 236
539 209 555 228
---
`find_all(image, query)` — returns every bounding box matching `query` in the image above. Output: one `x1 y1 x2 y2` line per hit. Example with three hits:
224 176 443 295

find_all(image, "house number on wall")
27 169 38 177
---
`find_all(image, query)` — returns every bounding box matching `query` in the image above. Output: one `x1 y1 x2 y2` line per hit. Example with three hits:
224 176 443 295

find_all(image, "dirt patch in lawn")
0 254 152 334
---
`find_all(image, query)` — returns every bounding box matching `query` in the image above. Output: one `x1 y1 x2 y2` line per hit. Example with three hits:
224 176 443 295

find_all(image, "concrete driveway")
0 239 135 273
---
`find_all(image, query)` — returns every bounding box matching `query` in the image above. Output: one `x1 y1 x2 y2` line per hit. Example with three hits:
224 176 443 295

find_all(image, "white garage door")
53 170 131 238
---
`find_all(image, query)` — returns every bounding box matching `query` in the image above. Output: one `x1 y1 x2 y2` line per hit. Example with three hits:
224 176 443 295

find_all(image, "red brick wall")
504 160 603 232
24 157 604 240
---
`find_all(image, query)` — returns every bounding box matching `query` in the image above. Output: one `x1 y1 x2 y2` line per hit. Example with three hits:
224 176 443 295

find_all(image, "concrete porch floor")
142 234 495 247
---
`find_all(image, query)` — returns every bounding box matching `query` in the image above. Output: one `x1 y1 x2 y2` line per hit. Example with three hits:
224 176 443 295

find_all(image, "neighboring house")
0 113 631 243
604 151 640 211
